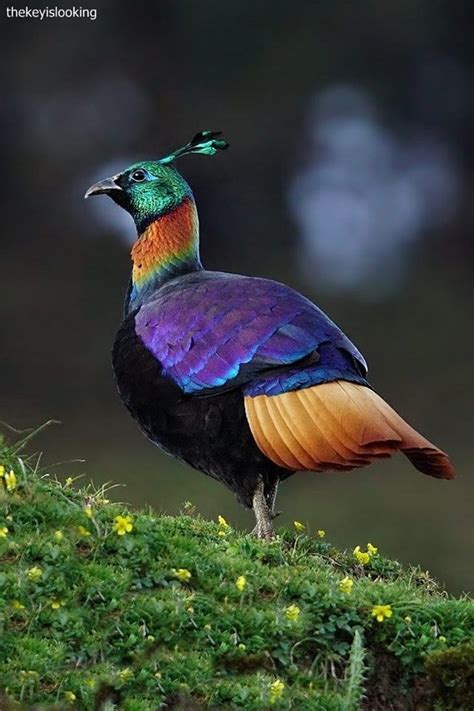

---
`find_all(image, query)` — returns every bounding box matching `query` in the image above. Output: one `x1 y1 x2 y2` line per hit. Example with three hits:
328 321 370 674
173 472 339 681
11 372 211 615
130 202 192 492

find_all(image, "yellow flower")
77 525 91 537
118 667 134 682
404 615 412 624
64 691 76 703
85 678 96 688
339 576 354 594
217 530 227 537
285 604 301 621
235 575 247 592
84 505 93 519
113 514 133 536
5 470 17 492
294 521 305 532
0 526 9 538
54 530 64 541
367 542 378 556
371 604 393 623
11 600 25 610
0 465 5 477
317 529 326 538
438 636 447 643
27 566 43 582
65 477 74 486
218 515 229 529
146 635 155 642
353 545 370 565
173 568 192 582
50 599 65 609
269 678 285 704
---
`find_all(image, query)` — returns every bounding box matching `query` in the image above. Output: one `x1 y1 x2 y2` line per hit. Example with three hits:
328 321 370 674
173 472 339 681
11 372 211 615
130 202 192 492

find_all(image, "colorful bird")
85 131 455 539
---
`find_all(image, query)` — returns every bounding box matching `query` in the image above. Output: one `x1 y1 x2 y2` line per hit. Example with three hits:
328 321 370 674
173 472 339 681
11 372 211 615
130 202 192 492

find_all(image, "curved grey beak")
84 176 123 199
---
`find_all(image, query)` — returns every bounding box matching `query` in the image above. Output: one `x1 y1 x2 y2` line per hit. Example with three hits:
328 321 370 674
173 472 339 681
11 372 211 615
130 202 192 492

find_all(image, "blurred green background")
1 1 472 593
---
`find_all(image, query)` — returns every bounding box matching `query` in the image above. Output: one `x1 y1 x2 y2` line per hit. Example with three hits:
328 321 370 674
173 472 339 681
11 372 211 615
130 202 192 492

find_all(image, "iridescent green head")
85 131 229 232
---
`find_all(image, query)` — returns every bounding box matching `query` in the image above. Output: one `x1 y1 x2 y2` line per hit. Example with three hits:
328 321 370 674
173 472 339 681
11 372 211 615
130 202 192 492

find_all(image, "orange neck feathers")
130 198 200 292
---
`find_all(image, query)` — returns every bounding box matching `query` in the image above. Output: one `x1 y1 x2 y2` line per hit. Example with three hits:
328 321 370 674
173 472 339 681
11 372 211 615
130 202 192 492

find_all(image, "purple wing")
134 272 368 396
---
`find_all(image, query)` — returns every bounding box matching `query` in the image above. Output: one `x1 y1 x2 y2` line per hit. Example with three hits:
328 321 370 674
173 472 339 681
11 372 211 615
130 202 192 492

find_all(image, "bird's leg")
250 479 281 537
252 477 275 540
265 480 281 519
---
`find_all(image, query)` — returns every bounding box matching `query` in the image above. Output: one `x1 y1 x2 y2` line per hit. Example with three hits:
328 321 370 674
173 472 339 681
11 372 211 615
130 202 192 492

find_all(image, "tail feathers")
404 448 455 479
244 381 455 480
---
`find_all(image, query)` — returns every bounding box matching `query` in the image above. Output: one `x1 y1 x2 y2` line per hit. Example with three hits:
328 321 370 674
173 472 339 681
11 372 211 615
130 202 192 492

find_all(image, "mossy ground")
0 435 472 710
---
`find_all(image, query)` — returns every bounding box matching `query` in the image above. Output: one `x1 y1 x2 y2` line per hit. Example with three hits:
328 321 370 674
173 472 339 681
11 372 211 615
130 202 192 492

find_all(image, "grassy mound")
0 436 472 710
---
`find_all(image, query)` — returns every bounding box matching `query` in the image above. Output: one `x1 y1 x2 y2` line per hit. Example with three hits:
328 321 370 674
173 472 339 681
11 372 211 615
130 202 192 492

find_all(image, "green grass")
0 435 473 710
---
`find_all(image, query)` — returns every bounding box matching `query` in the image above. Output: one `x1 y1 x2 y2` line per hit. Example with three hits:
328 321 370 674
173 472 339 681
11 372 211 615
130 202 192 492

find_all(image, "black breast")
112 312 287 507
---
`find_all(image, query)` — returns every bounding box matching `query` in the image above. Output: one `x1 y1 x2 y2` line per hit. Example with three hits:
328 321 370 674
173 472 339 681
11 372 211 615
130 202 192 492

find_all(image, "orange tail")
244 381 455 479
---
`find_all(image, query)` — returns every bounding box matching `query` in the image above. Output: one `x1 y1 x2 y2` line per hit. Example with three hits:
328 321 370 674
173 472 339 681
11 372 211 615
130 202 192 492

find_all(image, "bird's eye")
131 169 147 183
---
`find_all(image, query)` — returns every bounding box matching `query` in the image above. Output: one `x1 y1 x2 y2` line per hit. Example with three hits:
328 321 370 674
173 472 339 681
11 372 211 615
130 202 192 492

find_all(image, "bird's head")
85 131 228 231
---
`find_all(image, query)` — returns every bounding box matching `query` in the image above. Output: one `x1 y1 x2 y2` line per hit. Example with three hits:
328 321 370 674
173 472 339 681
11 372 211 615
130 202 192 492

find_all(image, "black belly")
112 313 289 507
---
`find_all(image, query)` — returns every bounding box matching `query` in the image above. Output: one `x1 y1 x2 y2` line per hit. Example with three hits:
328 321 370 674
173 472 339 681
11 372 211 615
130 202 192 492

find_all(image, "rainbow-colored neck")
128 198 201 307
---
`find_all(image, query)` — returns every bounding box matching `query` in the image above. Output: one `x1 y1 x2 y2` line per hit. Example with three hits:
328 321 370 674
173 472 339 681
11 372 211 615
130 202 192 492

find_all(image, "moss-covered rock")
0 437 472 710
424 643 474 710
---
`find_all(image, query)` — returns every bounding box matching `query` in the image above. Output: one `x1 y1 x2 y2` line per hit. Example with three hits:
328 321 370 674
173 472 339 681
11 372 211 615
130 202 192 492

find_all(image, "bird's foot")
250 522 275 540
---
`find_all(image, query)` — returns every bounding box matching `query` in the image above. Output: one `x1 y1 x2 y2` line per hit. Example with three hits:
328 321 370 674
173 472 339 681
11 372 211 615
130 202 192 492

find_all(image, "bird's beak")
84 176 123 199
